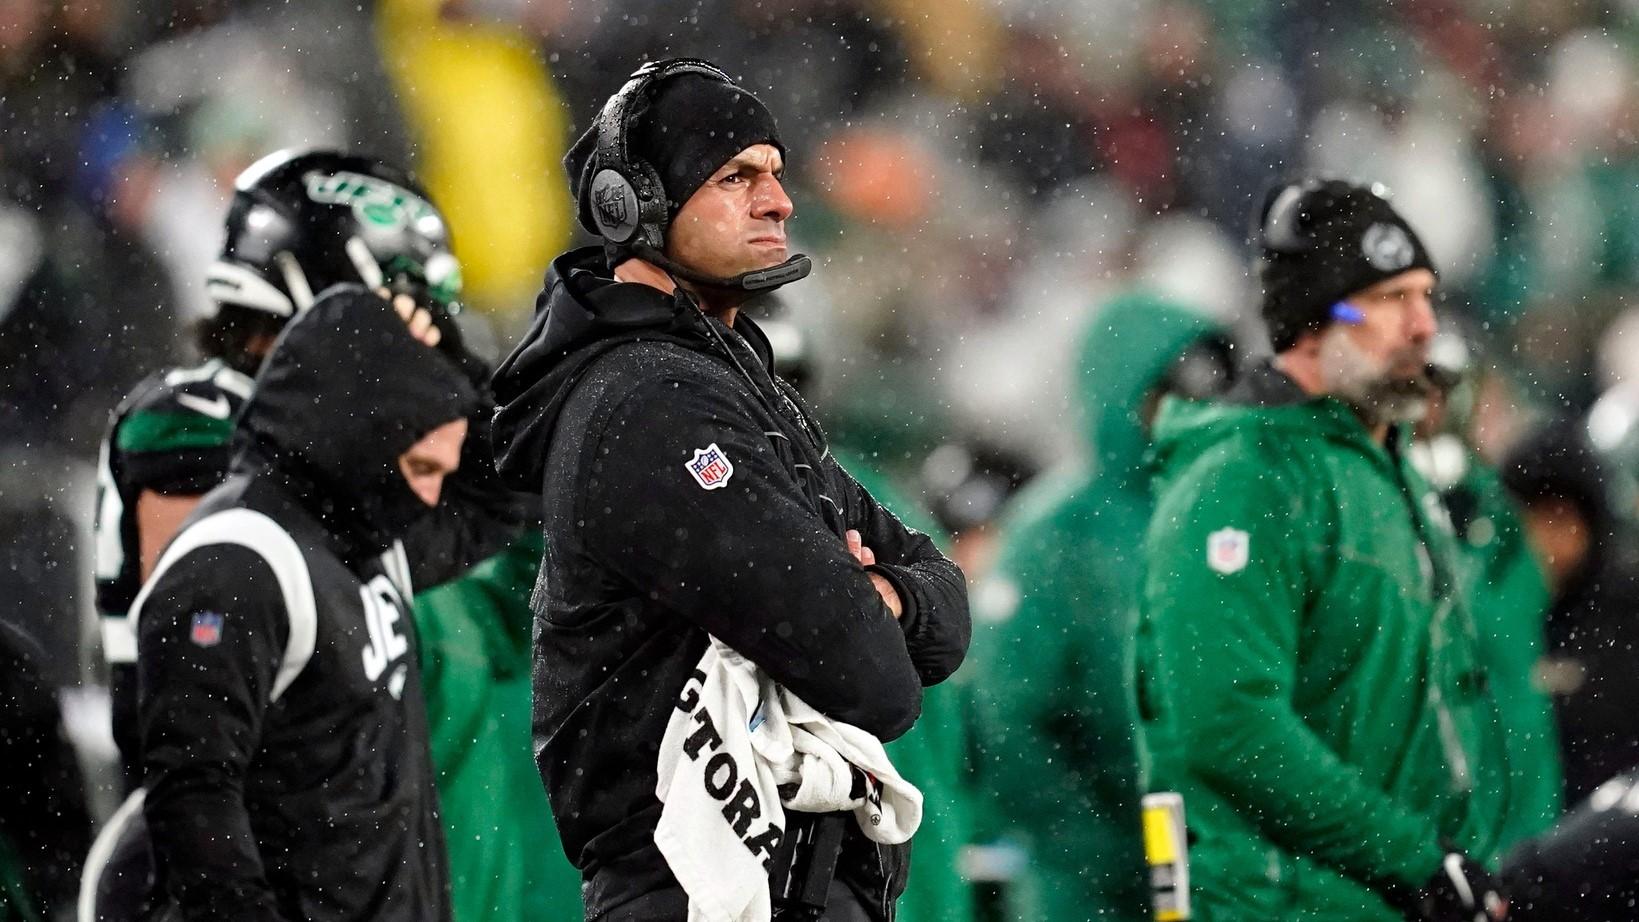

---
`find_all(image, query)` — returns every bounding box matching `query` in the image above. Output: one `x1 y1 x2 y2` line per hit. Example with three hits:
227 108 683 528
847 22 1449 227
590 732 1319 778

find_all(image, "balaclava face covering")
236 287 480 554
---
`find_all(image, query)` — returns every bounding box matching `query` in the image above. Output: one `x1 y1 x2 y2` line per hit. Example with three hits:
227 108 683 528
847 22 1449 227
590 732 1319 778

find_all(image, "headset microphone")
738 255 813 291
632 245 812 293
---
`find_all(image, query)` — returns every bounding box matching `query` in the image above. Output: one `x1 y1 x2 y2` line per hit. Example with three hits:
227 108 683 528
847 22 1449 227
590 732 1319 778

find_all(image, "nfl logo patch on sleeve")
1207 528 1250 575
685 443 735 490
190 611 225 647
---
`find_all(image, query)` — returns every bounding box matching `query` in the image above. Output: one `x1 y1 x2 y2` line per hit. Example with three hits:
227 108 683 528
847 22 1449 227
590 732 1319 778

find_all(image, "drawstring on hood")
235 286 480 557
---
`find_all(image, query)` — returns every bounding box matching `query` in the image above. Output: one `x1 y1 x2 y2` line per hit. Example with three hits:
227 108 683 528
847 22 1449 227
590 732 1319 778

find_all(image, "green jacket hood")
1149 387 1387 480
1076 292 1223 487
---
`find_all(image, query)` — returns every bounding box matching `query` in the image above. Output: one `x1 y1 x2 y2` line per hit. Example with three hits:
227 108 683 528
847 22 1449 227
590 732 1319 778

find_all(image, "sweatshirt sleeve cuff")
866 563 922 638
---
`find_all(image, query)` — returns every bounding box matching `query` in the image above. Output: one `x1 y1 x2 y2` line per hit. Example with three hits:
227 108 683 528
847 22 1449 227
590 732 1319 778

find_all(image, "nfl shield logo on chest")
685 443 735 490
1207 527 1250 575
190 611 225 647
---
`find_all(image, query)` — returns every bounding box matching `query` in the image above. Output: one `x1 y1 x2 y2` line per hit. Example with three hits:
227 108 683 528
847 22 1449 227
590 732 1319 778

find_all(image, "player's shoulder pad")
116 360 254 455
131 507 317 701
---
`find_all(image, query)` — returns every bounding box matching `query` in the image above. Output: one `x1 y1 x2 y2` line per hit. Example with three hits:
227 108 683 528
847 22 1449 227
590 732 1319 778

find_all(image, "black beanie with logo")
1255 179 1438 351
565 66 783 239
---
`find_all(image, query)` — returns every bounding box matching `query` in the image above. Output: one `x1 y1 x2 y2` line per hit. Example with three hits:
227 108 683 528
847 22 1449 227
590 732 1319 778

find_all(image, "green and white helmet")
206 149 463 320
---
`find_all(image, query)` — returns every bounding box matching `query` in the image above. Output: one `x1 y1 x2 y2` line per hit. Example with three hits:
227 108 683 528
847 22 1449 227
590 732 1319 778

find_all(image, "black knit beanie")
1255 179 1437 351
565 65 783 240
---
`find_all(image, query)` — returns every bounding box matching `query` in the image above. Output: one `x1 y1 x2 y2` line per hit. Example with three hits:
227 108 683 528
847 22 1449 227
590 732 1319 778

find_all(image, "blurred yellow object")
874 0 1003 99
376 0 572 316
1143 791 1192 921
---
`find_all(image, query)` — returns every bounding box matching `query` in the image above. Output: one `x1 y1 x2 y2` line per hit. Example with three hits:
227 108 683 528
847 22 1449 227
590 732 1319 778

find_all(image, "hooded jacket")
490 247 970 921
969 293 1224 922
1503 420 1639 804
1416 437 1560 849
410 530 585 922
1137 362 1509 921
134 288 483 922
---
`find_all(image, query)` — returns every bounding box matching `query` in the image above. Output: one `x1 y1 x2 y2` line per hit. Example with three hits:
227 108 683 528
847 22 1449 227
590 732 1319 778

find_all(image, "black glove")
1387 853 1509 922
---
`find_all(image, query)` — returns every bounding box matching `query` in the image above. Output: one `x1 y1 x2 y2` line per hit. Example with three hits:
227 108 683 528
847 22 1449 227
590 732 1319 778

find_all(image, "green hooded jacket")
1442 450 1561 848
412 531 584 921
969 293 1225 922
1138 379 1510 921
831 448 976 922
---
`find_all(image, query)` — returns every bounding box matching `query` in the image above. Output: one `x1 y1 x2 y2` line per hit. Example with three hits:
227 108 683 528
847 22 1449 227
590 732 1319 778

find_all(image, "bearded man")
1136 180 1512 922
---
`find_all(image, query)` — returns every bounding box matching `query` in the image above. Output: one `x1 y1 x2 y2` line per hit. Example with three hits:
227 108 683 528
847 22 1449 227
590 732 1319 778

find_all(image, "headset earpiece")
590 58 736 250
1259 181 1318 254
589 57 814 294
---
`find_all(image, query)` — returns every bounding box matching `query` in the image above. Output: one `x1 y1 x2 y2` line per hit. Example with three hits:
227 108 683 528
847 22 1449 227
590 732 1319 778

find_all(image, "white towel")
654 639 923 922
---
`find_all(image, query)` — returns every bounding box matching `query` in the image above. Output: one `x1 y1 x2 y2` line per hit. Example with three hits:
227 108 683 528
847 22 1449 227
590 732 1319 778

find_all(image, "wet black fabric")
1504 772 1639 922
492 249 694 486
1502 420 1639 803
491 247 970 921
1223 358 1310 407
0 619 90 917
139 497 448 922
137 290 495 922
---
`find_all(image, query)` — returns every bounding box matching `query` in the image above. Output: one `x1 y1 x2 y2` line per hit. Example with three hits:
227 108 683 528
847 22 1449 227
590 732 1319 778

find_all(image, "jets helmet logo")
685 444 734 490
303 171 439 231
1207 527 1250 575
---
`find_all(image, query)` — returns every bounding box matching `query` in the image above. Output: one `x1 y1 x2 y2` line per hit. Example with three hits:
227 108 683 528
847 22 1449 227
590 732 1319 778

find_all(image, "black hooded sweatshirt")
1502 419 1639 804
1504 770 1639 922
134 288 492 922
491 247 970 921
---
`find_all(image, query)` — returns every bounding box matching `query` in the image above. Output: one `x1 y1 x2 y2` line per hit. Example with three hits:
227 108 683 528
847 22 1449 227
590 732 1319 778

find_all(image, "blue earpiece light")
1330 302 1365 325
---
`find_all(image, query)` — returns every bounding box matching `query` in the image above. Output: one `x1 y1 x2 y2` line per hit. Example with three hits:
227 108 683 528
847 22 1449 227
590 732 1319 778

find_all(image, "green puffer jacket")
1138 371 1510 922
413 531 584 922
969 293 1224 922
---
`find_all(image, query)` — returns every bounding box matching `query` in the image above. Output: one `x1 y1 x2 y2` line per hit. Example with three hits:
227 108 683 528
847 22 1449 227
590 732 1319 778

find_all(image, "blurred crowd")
4 0 1637 467
1 0 1637 918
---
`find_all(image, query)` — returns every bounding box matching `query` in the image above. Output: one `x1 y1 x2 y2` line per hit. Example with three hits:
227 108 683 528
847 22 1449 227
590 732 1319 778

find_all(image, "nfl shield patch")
1207 528 1250 575
684 443 735 490
190 611 225 647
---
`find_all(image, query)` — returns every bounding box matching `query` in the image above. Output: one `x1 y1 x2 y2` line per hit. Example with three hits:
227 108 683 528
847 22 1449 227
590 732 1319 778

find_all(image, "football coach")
490 59 971 921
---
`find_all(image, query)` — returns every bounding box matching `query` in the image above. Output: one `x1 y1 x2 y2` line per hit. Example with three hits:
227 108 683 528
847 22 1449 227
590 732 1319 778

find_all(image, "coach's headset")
586 58 813 293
